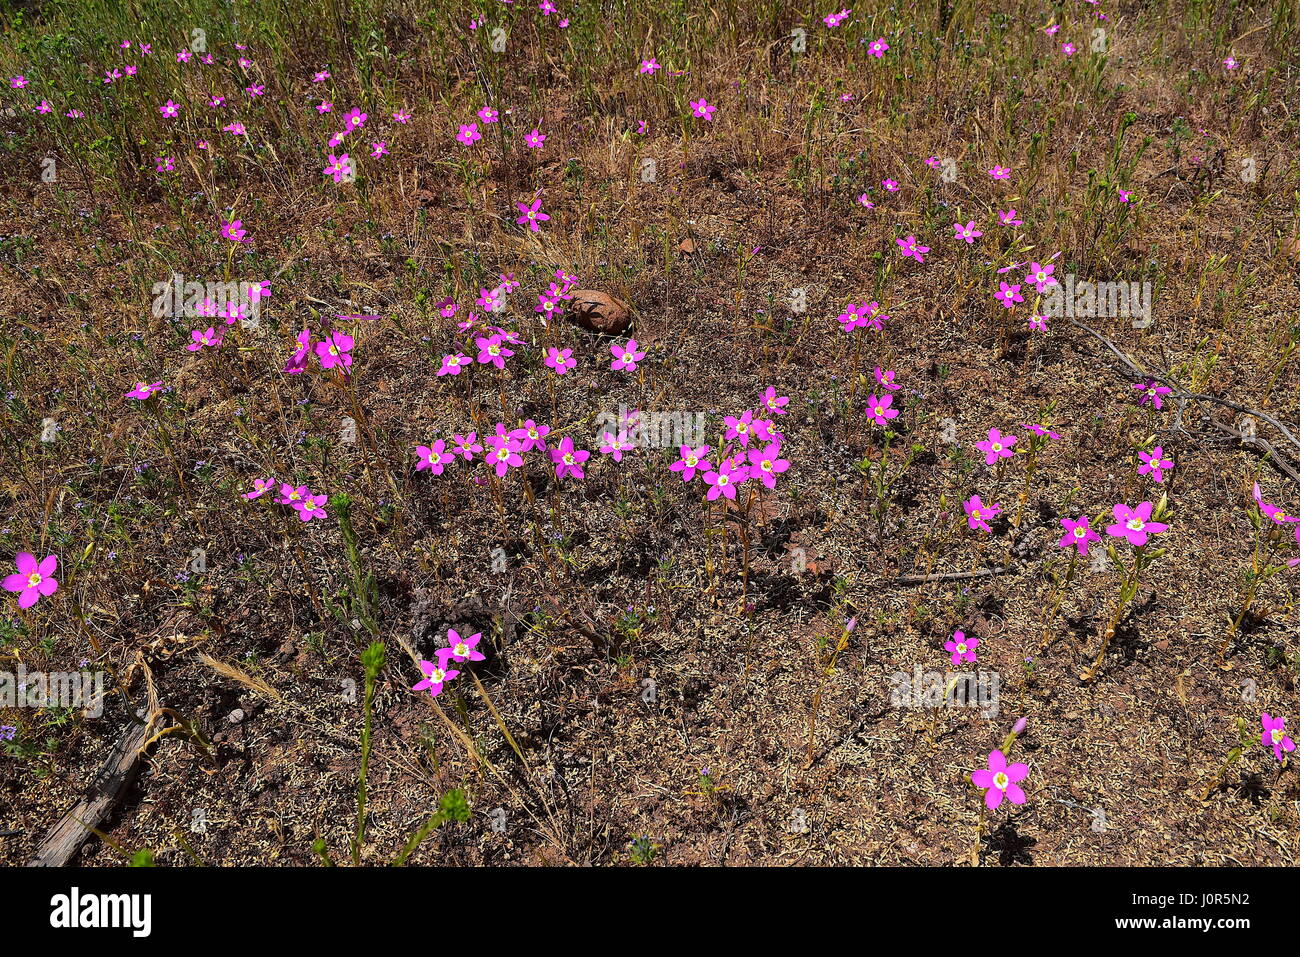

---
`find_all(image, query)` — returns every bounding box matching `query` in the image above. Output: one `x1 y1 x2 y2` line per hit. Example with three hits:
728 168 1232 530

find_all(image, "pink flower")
187 326 223 351
1024 261 1057 292
964 495 1000 532
987 165 1011 180
477 106 498 124
415 441 455 475
551 436 590 480
475 334 513 369
451 433 482 461
437 352 469 376
971 749 1029 810
1223 56 1238 71
761 386 790 416
524 128 546 148
746 442 790 490
284 330 312 375
439 629 486 665
669 445 713 482
1133 380 1172 410
412 659 459 698
866 393 899 425
976 428 1017 465
324 153 353 182
511 420 550 453
874 367 899 392
4 553 58 609
221 219 248 242
610 339 646 371
160 99 180 118
1261 713 1295 762
1058 516 1100 555
703 458 748 500
639 58 661 74
315 331 354 371
1062 42 1076 56
293 494 329 522
457 122 481 145
998 208 1023 227
1137 446 1173 483
277 484 309 506
484 434 524 477
994 281 1024 308
544 347 576 375
954 221 982 243
896 235 929 263
599 431 634 462
1028 314 1048 332
945 630 978 665
1105 501 1168 547
867 37 889 57
689 98 715 121
516 196 550 231
1252 483 1300 525
125 381 163 400
724 410 755 446
242 478 275 500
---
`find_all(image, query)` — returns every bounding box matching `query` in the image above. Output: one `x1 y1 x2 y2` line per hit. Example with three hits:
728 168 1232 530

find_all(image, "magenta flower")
866 393 899 426
551 436 590 480
437 352 469 376
703 458 748 501
761 386 789 416
747 442 789 490
284 330 312 375
544 347 575 375
1106 502 1168 547
873 367 899 392
689 98 716 121
998 208 1023 227
994 281 1024 308
294 494 329 522
125 381 163 400
1133 380 1172 410
639 58 661 74
896 235 929 263
187 327 223 351
953 221 982 243
1261 713 1295 762
669 444 714 482
439 629 486 666
4 553 58 609
242 478 275 500
1058 516 1100 555
964 495 1000 532
277 484 309 506
1252 483 1300 525
599 431 634 462
221 218 248 242
457 122 481 145
324 153 353 182
511 420 550 453
412 659 459 698
451 433 482 461
1024 261 1057 292
475 334 513 369
945 630 978 665
477 106 498 124
416 441 455 475
315 331 354 371
524 128 546 148
867 36 889 57
988 165 1011 180
1137 447 1173 483
343 107 367 130
610 339 646 372
485 435 524 477
516 196 550 231
724 409 755 446
976 428 1017 465
160 99 180 118
971 750 1029 810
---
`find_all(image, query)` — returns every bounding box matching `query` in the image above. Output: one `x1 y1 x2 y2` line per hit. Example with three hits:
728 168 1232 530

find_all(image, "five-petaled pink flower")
439 629 486 666
896 235 929 263
1261 713 1295 763
551 436 590 480
516 196 550 231
1058 516 1100 555
690 98 716 121
971 749 1029 810
964 495 1000 532
1106 501 1167 547
4 553 58 609
412 659 459 698
1133 380 1172 409
416 441 455 475
945 630 978 665
976 428 1017 465
1137 447 1173 483
611 339 646 371
866 393 899 425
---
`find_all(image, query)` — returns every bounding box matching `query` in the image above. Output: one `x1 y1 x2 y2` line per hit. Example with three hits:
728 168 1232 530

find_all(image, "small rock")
566 289 631 334
227 708 246 725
